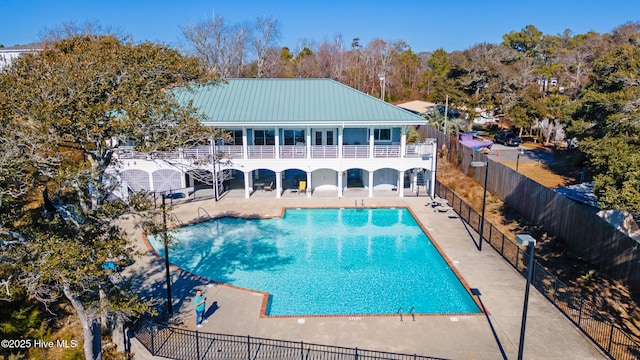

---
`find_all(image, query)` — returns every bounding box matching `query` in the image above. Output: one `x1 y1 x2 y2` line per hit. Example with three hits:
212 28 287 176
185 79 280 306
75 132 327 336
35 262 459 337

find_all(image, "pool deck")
119 195 606 359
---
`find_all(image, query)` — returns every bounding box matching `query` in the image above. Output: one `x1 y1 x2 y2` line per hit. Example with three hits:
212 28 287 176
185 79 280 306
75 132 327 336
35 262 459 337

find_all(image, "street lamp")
210 138 219 201
516 148 525 172
515 234 537 360
470 161 488 251
161 194 173 317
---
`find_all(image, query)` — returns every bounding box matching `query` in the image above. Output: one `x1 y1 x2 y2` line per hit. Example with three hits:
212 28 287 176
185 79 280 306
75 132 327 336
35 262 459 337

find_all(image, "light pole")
516 148 525 172
516 234 537 360
161 194 173 316
210 138 219 201
470 161 488 251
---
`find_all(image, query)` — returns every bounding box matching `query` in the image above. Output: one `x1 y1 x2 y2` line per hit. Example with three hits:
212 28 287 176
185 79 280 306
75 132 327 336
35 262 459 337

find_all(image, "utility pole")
379 73 386 101
444 95 449 135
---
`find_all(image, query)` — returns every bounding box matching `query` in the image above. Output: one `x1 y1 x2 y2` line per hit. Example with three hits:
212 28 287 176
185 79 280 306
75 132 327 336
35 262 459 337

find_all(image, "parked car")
493 132 522 146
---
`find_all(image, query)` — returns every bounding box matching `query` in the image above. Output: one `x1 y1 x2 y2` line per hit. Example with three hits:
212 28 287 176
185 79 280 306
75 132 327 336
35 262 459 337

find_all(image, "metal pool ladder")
197 207 211 220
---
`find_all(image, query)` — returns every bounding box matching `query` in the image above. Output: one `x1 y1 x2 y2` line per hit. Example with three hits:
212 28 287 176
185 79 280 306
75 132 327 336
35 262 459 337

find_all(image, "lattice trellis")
120 169 151 192
152 169 182 193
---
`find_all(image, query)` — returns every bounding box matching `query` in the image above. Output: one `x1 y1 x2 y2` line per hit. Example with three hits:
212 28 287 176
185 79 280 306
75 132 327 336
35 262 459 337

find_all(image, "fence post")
300 341 304 360
553 277 558 303
578 299 584 327
150 325 155 355
607 322 614 353
355 347 358 360
247 335 251 360
488 224 493 247
195 329 200 360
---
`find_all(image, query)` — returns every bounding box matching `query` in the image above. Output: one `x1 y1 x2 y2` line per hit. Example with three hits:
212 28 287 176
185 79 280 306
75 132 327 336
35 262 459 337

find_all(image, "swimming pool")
146 208 481 316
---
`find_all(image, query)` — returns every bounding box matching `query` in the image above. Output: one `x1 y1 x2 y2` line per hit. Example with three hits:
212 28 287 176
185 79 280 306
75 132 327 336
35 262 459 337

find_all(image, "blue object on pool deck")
146 208 481 316
103 261 116 271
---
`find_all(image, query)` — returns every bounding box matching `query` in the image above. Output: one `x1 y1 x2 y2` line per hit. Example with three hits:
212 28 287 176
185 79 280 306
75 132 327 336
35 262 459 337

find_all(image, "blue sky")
1 0 638 53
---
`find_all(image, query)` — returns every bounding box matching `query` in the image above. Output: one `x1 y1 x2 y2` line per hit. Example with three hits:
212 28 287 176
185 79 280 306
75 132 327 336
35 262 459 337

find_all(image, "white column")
368 170 374 198
430 142 437 198
148 171 155 192
400 127 407 158
244 171 251 198
306 127 311 159
275 171 282 198
398 170 404 197
306 171 312 198
369 127 375 158
412 170 417 193
338 127 344 158
337 171 343 198
274 127 280 159
242 127 248 159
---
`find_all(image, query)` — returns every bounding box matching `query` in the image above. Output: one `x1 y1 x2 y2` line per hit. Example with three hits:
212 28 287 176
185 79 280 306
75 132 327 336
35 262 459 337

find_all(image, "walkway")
119 196 605 359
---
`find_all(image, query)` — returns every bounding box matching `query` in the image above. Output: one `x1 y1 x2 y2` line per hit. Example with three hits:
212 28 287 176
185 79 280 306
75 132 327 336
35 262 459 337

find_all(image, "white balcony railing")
405 144 433 158
279 145 307 159
116 144 432 162
373 145 400 158
248 145 276 159
311 145 338 158
342 145 370 158
215 145 243 159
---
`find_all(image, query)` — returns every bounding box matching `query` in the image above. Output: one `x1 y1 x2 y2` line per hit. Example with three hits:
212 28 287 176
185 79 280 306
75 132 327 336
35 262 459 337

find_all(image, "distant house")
0 43 43 71
396 100 438 115
113 78 437 199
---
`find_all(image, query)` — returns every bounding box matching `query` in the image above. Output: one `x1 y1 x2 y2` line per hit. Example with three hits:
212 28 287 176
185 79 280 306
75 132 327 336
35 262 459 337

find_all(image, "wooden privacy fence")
434 182 640 360
422 126 640 295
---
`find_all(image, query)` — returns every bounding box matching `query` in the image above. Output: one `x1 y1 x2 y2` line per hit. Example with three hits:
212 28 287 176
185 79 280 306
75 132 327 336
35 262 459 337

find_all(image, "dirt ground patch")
500 161 575 188
436 157 640 341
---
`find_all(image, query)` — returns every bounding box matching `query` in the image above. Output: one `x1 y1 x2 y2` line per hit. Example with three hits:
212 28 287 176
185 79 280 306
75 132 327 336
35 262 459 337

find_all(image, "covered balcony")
116 142 433 161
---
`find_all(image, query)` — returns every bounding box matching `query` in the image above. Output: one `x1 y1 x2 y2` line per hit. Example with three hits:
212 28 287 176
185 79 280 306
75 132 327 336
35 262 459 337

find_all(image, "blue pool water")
147 208 480 316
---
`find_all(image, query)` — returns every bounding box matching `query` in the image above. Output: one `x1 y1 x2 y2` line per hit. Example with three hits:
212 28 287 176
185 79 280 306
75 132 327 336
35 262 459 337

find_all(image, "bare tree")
181 16 249 77
252 16 281 78
39 20 127 43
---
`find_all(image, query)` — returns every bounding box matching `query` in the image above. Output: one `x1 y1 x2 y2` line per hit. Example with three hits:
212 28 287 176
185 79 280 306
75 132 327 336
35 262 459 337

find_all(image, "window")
225 130 243 145
326 131 334 145
373 128 391 141
284 130 305 145
315 131 323 145
254 130 275 145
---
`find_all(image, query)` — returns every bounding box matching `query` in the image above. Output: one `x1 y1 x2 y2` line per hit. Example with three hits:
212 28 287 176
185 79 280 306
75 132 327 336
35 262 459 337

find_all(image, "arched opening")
251 169 276 191
283 169 307 192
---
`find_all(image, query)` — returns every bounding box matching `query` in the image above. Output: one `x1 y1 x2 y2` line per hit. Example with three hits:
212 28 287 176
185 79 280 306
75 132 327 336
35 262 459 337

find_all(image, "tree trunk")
63 283 102 360
109 313 127 353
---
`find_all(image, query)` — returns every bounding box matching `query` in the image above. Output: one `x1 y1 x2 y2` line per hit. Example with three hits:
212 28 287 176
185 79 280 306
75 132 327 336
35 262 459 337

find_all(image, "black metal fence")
133 319 445 360
152 186 221 209
435 181 640 360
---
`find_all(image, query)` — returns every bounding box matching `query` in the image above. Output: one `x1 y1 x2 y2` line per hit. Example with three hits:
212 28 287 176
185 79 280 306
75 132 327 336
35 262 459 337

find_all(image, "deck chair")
434 205 453 213
263 182 273 191
298 180 306 193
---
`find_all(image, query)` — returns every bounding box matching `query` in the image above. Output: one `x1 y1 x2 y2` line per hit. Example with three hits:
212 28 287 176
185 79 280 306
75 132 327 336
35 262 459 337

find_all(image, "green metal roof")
171 78 426 127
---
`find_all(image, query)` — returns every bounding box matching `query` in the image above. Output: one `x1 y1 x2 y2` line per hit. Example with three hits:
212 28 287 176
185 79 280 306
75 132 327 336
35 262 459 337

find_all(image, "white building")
114 78 436 199
0 43 43 71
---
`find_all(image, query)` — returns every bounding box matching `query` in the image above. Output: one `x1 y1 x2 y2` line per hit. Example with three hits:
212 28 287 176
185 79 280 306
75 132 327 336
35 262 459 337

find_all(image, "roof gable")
171 78 425 126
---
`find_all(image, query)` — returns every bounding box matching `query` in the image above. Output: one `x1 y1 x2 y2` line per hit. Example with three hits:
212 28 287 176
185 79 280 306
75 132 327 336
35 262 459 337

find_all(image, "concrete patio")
119 196 605 359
